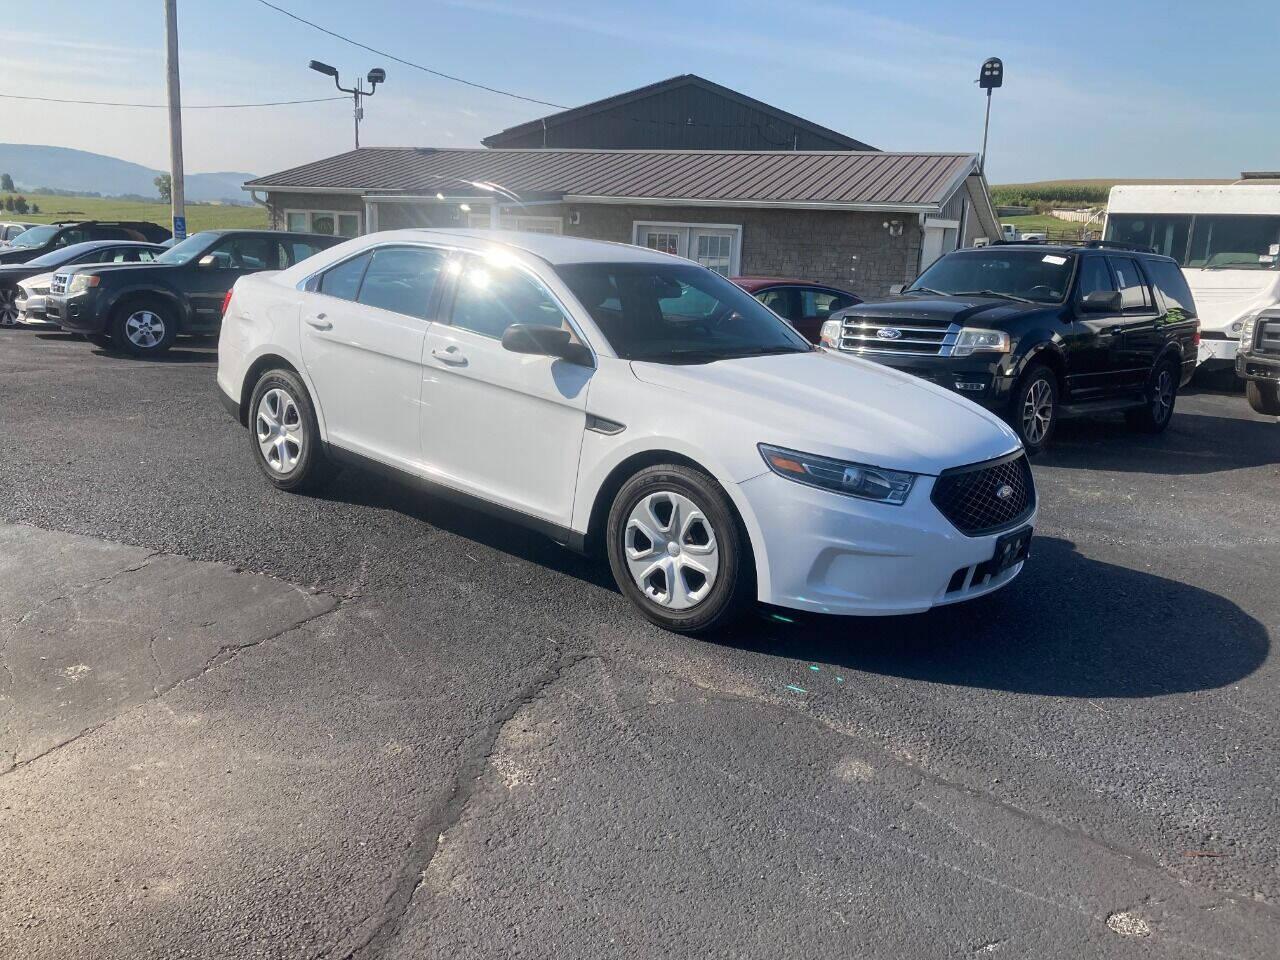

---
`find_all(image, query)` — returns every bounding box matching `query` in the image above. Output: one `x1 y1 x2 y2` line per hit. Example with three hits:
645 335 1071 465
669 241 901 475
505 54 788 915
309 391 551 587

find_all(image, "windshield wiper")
903 286 947 296
953 289 1035 304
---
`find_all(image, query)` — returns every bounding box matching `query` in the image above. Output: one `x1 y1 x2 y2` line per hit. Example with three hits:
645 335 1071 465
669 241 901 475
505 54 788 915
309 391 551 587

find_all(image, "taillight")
1192 325 1201 347
221 289 234 317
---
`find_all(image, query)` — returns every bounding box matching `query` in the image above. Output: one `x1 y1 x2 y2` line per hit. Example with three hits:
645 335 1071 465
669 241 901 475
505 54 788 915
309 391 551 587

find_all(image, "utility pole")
977 57 1003 175
164 0 186 240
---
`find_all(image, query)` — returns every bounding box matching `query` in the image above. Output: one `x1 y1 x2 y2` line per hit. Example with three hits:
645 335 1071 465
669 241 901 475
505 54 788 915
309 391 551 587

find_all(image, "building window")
466 213 564 234
632 222 742 276
284 209 361 238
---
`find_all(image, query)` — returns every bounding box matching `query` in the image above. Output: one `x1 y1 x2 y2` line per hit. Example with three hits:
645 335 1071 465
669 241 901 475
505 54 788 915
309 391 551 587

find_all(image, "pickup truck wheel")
606 464 755 635
111 299 177 356
1009 363 1058 455
1126 359 1179 433
1246 380 1280 416
248 369 333 493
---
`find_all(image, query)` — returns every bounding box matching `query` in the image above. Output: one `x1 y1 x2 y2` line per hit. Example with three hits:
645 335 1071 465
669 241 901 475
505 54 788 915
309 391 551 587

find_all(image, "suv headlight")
68 274 100 295
952 328 1010 357
759 443 915 505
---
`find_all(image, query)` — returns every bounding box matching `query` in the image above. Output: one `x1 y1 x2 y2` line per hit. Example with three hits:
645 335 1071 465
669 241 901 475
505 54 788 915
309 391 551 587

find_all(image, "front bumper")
17 294 57 328
846 350 1015 411
738 469 1034 617
1237 350 1280 383
45 291 108 334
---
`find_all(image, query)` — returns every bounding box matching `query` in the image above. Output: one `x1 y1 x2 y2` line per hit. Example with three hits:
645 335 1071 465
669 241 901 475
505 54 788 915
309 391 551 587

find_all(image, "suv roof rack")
1081 239 1156 253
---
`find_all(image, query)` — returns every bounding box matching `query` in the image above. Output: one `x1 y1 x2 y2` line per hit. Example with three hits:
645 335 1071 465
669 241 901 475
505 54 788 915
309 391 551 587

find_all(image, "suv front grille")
838 315 960 357
49 273 70 296
1258 318 1280 356
931 452 1035 536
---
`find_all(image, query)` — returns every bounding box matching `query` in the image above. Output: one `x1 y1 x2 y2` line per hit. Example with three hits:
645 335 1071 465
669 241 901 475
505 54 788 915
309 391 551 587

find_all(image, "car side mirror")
501 323 594 367
889 283 906 295
1080 289 1121 313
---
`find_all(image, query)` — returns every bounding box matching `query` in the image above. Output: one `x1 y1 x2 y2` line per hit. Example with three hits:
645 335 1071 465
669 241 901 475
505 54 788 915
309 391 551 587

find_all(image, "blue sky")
10 0 1278 184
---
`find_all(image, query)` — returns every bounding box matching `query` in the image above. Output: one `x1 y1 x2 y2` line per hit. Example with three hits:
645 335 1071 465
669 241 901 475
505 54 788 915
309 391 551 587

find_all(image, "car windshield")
906 250 1076 304
10 225 59 249
156 231 217 265
555 261 811 363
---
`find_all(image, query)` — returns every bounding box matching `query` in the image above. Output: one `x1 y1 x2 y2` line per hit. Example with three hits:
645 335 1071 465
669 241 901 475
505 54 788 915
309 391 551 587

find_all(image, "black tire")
0 284 18 327
247 368 333 493
85 333 111 348
1008 363 1058 455
110 297 178 356
1246 380 1280 416
1126 358 1179 433
605 464 756 635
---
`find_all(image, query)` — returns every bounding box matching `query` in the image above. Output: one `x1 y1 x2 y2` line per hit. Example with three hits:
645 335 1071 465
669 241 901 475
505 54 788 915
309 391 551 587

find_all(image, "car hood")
629 349 1021 477
56 261 174 277
0 263 46 284
839 294 1053 325
18 272 53 293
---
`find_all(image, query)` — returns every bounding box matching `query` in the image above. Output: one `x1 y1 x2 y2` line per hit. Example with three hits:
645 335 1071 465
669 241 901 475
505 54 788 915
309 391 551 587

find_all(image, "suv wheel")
605 464 755 635
1010 363 1058 454
1126 359 1179 433
0 286 18 327
112 298 178 356
1246 380 1280 416
248 369 333 493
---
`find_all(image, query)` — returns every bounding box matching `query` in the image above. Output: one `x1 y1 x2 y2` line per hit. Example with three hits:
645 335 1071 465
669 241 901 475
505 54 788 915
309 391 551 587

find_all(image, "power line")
252 0 568 109
0 92 347 109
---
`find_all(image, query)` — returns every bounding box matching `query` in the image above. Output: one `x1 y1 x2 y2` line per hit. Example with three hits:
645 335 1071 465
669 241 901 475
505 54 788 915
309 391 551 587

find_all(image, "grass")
0 192 267 232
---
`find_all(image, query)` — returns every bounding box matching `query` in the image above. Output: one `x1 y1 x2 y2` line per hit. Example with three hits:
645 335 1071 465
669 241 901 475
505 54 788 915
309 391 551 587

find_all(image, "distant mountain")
0 144 255 203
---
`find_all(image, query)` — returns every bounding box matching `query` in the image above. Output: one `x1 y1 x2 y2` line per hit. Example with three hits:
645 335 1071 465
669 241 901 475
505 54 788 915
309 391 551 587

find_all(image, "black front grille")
1258 319 1280 356
931 452 1035 536
839 315 958 357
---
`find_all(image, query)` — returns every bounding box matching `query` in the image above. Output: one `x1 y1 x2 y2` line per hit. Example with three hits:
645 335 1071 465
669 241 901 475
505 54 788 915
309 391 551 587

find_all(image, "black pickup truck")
45 229 340 355
822 241 1201 452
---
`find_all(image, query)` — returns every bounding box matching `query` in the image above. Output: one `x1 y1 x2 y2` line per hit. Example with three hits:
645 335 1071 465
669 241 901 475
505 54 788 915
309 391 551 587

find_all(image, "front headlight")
1238 311 1262 345
759 443 915 505
68 274 100 295
819 319 842 348
952 328 1010 358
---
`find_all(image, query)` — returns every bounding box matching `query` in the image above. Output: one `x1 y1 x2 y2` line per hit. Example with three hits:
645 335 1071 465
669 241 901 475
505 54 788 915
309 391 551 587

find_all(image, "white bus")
1105 182 1280 370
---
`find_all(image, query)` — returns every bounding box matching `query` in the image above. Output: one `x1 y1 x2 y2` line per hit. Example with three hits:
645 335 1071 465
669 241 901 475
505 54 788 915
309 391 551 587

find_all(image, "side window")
800 288 856 319
450 256 569 339
318 253 370 302
1144 259 1196 316
756 288 798 320
356 246 446 320
206 236 278 271
137 249 157 262
278 241 328 268
1107 257 1153 312
1075 257 1116 302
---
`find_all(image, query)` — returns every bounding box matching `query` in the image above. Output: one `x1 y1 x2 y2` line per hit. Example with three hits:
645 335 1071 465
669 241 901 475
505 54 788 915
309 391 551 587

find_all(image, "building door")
634 223 742 276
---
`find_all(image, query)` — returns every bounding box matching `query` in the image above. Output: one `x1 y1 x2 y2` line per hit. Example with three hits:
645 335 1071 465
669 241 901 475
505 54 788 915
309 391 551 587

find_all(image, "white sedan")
16 272 57 328
217 230 1035 633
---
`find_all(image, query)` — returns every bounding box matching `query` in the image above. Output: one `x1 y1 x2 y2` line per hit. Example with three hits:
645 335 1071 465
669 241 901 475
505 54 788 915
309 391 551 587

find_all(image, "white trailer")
1105 183 1280 369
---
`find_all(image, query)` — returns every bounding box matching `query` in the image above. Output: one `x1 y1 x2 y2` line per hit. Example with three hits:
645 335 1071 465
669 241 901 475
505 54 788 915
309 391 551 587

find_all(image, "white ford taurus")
218 229 1036 633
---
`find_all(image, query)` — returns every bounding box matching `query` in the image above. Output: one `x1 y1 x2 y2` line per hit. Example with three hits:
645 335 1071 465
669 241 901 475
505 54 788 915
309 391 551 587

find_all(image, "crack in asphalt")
335 650 600 960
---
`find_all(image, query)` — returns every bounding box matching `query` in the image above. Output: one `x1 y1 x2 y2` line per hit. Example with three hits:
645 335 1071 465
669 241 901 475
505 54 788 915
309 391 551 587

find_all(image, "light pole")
164 0 186 240
977 57 1003 175
309 61 386 149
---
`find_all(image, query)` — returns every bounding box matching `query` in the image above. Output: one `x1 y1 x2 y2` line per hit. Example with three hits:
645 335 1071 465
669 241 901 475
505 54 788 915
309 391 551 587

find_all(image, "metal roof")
246 148 977 210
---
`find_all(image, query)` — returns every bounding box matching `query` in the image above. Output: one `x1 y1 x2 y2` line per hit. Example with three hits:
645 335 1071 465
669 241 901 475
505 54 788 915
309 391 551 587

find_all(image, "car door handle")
431 346 468 366
305 313 332 331
1105 325 1125 336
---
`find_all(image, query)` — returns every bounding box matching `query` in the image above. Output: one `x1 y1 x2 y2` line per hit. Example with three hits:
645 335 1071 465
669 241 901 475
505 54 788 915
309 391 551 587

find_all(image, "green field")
0 192 267 232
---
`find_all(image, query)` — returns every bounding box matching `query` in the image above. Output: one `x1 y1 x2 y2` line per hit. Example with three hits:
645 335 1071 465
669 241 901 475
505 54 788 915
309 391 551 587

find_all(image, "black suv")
1237 307 1280 415
46 229 341 356
0 221 171 265
824 242 1200 452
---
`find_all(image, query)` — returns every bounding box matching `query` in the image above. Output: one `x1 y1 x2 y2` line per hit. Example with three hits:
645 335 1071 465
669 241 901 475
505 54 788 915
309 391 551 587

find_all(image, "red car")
731 277 862 343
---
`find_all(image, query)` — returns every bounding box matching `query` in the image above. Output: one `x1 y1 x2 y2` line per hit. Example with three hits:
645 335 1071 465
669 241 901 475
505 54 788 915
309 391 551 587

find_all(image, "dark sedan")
731 276 862 343
0 241 167 327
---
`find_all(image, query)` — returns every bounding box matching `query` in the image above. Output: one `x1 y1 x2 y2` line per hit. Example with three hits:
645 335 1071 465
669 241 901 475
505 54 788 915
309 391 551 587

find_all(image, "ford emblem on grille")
996 484 1015 501
876 327 903 341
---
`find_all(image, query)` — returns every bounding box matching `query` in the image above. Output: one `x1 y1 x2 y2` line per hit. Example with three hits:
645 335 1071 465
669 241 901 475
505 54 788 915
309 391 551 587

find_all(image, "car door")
1106 256 1162 391
420 252 593 527
1064 256 1125 402
300 244 448 469
187 235 282 327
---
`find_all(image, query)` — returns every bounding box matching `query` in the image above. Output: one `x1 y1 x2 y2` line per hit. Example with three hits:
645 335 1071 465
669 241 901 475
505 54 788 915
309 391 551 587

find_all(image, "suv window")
1107 257 1152 312
319 253 370 301
451 255 569 339
1144 259 1196 315
1075 257 1116 302
357 246 446 320
279 240 328 268
205 236 277 271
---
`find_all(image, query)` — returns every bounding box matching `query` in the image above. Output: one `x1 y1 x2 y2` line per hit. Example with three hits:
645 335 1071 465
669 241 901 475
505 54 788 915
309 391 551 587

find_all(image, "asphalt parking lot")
1 328 1277 959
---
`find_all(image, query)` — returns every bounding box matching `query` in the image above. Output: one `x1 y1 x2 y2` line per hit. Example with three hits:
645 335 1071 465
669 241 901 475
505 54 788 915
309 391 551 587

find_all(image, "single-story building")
245 147 1000 295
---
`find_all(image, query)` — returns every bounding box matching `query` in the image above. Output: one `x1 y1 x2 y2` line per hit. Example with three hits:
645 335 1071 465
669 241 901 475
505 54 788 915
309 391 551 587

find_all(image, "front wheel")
247 369 333 493
1009 363 1058 455
1246 380 1280 416
1126 359 1179 433
0 285 18 327
605 465 755 635
111 299 177 356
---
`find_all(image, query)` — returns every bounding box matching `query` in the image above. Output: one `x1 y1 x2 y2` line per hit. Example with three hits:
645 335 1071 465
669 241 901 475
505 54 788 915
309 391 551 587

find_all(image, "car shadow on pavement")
717 536 1268 698
1042 411 1279 474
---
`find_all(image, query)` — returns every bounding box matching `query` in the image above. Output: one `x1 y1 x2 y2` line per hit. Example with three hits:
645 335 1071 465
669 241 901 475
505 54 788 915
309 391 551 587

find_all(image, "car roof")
731 276 853 292
981 242 1176 261
397 228 685 266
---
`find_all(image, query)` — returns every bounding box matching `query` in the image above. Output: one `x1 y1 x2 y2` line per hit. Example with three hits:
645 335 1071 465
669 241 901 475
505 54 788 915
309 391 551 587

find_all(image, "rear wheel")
1126 359 1179 433
1246 380 1280 416
247 369 332 493
0 285 18 327
111 298 177 356
1009 363 1058 455
605 464 755 635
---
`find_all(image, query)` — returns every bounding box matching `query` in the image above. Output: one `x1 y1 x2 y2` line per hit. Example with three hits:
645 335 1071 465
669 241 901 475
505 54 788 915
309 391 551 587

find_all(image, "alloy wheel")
1022 377 1054 445
124 310 167 349
1152 368 1174 423
623 490 720 610
0 288 17 327
255 388 305 474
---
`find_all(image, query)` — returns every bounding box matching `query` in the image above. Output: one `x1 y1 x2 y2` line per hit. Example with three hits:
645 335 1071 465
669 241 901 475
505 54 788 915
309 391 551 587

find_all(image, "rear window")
1143 259 1196 315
